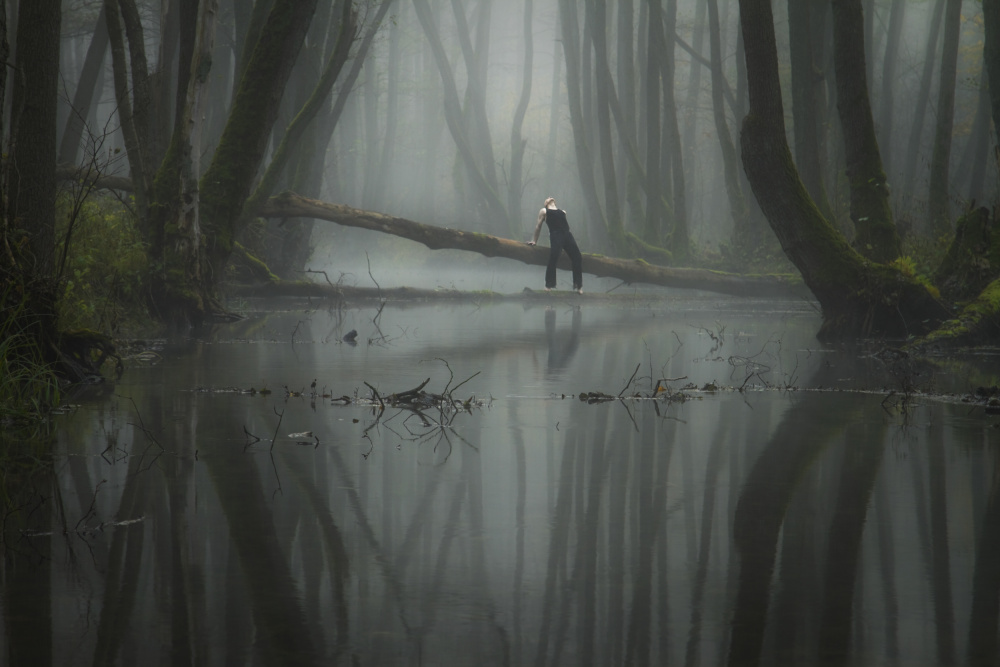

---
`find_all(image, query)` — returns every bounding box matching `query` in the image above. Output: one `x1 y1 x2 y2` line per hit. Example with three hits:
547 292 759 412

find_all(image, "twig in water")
618 363 641 397
449 371 481 398
74 480 106 532
269 407 285 451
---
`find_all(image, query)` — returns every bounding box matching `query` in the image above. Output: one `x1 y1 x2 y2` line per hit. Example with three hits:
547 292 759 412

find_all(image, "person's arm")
528 208 546 245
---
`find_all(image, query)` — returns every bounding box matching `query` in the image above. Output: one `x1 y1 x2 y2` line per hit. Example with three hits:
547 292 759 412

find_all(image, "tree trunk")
954 75 992 205
987 0 1000 153
876 0 905 174
507 0 534 237
412 0 507 230
148 0 219 323
737 0 950 340
927 0 964 235
8 0 61 276
900 0 946 211
663 0 688 258
788 0 833 221
260 191 804 298
707 0 749 249
830 0 899 262
558 0 607 239
59 5 109 165
197 0 318 310
104 0 151 221
587 0 624 250
644 0 662 245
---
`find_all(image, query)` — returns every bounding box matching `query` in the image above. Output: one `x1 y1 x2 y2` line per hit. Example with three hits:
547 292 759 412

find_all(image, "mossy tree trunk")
830 0 900 263
737 0 950 341
148 0 218 324
177 0 317 323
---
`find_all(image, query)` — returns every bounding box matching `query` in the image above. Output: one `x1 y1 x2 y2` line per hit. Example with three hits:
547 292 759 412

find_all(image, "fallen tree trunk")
260 191 807 298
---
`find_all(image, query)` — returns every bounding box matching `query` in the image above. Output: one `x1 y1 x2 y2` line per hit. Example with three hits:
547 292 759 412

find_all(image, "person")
527 197 583 293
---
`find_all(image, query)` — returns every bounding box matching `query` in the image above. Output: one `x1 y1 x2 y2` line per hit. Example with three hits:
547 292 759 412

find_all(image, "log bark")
260 191 805 298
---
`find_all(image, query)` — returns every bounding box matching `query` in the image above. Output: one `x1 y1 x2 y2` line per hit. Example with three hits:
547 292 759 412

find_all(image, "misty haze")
3 1 1000 666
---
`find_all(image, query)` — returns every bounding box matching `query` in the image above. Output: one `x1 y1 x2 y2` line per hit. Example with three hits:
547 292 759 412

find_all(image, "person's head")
544 197 556 209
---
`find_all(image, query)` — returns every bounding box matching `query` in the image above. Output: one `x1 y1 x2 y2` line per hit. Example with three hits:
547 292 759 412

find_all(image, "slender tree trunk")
954 73 992 204
663 0 688 257
558 0 607 239
508 0 534 237
987 0 1000 157
927 0 964 235
876 0 905 173
374 5 402 206
59 6 109 164
644 0 662 245
588 0 624 250
413 0 507 229
104 0 152 221
901 0 946 211
831 0 900 262
707 0 749 249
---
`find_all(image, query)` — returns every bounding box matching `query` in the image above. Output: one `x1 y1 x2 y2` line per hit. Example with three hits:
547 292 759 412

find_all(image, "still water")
3 296 999 666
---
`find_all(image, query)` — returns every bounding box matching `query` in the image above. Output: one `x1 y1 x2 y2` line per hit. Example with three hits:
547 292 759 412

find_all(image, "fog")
55 0 995 290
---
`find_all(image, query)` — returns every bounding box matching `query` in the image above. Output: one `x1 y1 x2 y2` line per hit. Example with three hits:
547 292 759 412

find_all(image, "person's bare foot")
575 287 583 294
545 287 552 292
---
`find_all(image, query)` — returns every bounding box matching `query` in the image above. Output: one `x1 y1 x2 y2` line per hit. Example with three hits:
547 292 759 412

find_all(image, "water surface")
3 297 999 666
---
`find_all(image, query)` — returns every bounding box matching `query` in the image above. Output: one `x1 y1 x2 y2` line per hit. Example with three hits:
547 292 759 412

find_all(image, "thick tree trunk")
830 0 900 262
198 0 318 308
148 0 219 323
260 191 804 298
788 0 833 220
9 0 61 276
737 0 950 340
927 0 964 235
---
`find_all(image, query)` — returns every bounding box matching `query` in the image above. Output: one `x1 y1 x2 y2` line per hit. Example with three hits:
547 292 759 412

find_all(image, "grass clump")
0 293 60 426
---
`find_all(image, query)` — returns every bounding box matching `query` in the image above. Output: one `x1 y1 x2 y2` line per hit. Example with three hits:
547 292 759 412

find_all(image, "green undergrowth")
0 293 60 427
54 192 153 335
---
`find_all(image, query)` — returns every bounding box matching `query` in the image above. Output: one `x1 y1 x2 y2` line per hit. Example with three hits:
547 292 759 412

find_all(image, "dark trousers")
546 228 583 289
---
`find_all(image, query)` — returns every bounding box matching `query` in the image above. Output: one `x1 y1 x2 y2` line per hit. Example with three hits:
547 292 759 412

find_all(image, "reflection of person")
545 306 582 375
527 197 583 293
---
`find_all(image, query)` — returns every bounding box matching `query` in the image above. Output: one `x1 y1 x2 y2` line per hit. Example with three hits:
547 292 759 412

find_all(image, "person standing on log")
527 197 583 293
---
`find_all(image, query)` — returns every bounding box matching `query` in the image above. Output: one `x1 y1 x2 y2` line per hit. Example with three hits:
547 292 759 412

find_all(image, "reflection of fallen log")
260 191 807 298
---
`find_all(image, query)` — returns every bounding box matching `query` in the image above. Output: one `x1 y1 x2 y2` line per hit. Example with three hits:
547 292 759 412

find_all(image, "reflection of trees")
728 394 856 667
203 447 321 666
968 453 1000 665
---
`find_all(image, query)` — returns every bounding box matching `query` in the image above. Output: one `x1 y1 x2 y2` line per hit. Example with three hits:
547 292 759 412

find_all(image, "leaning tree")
740 0 1000 343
